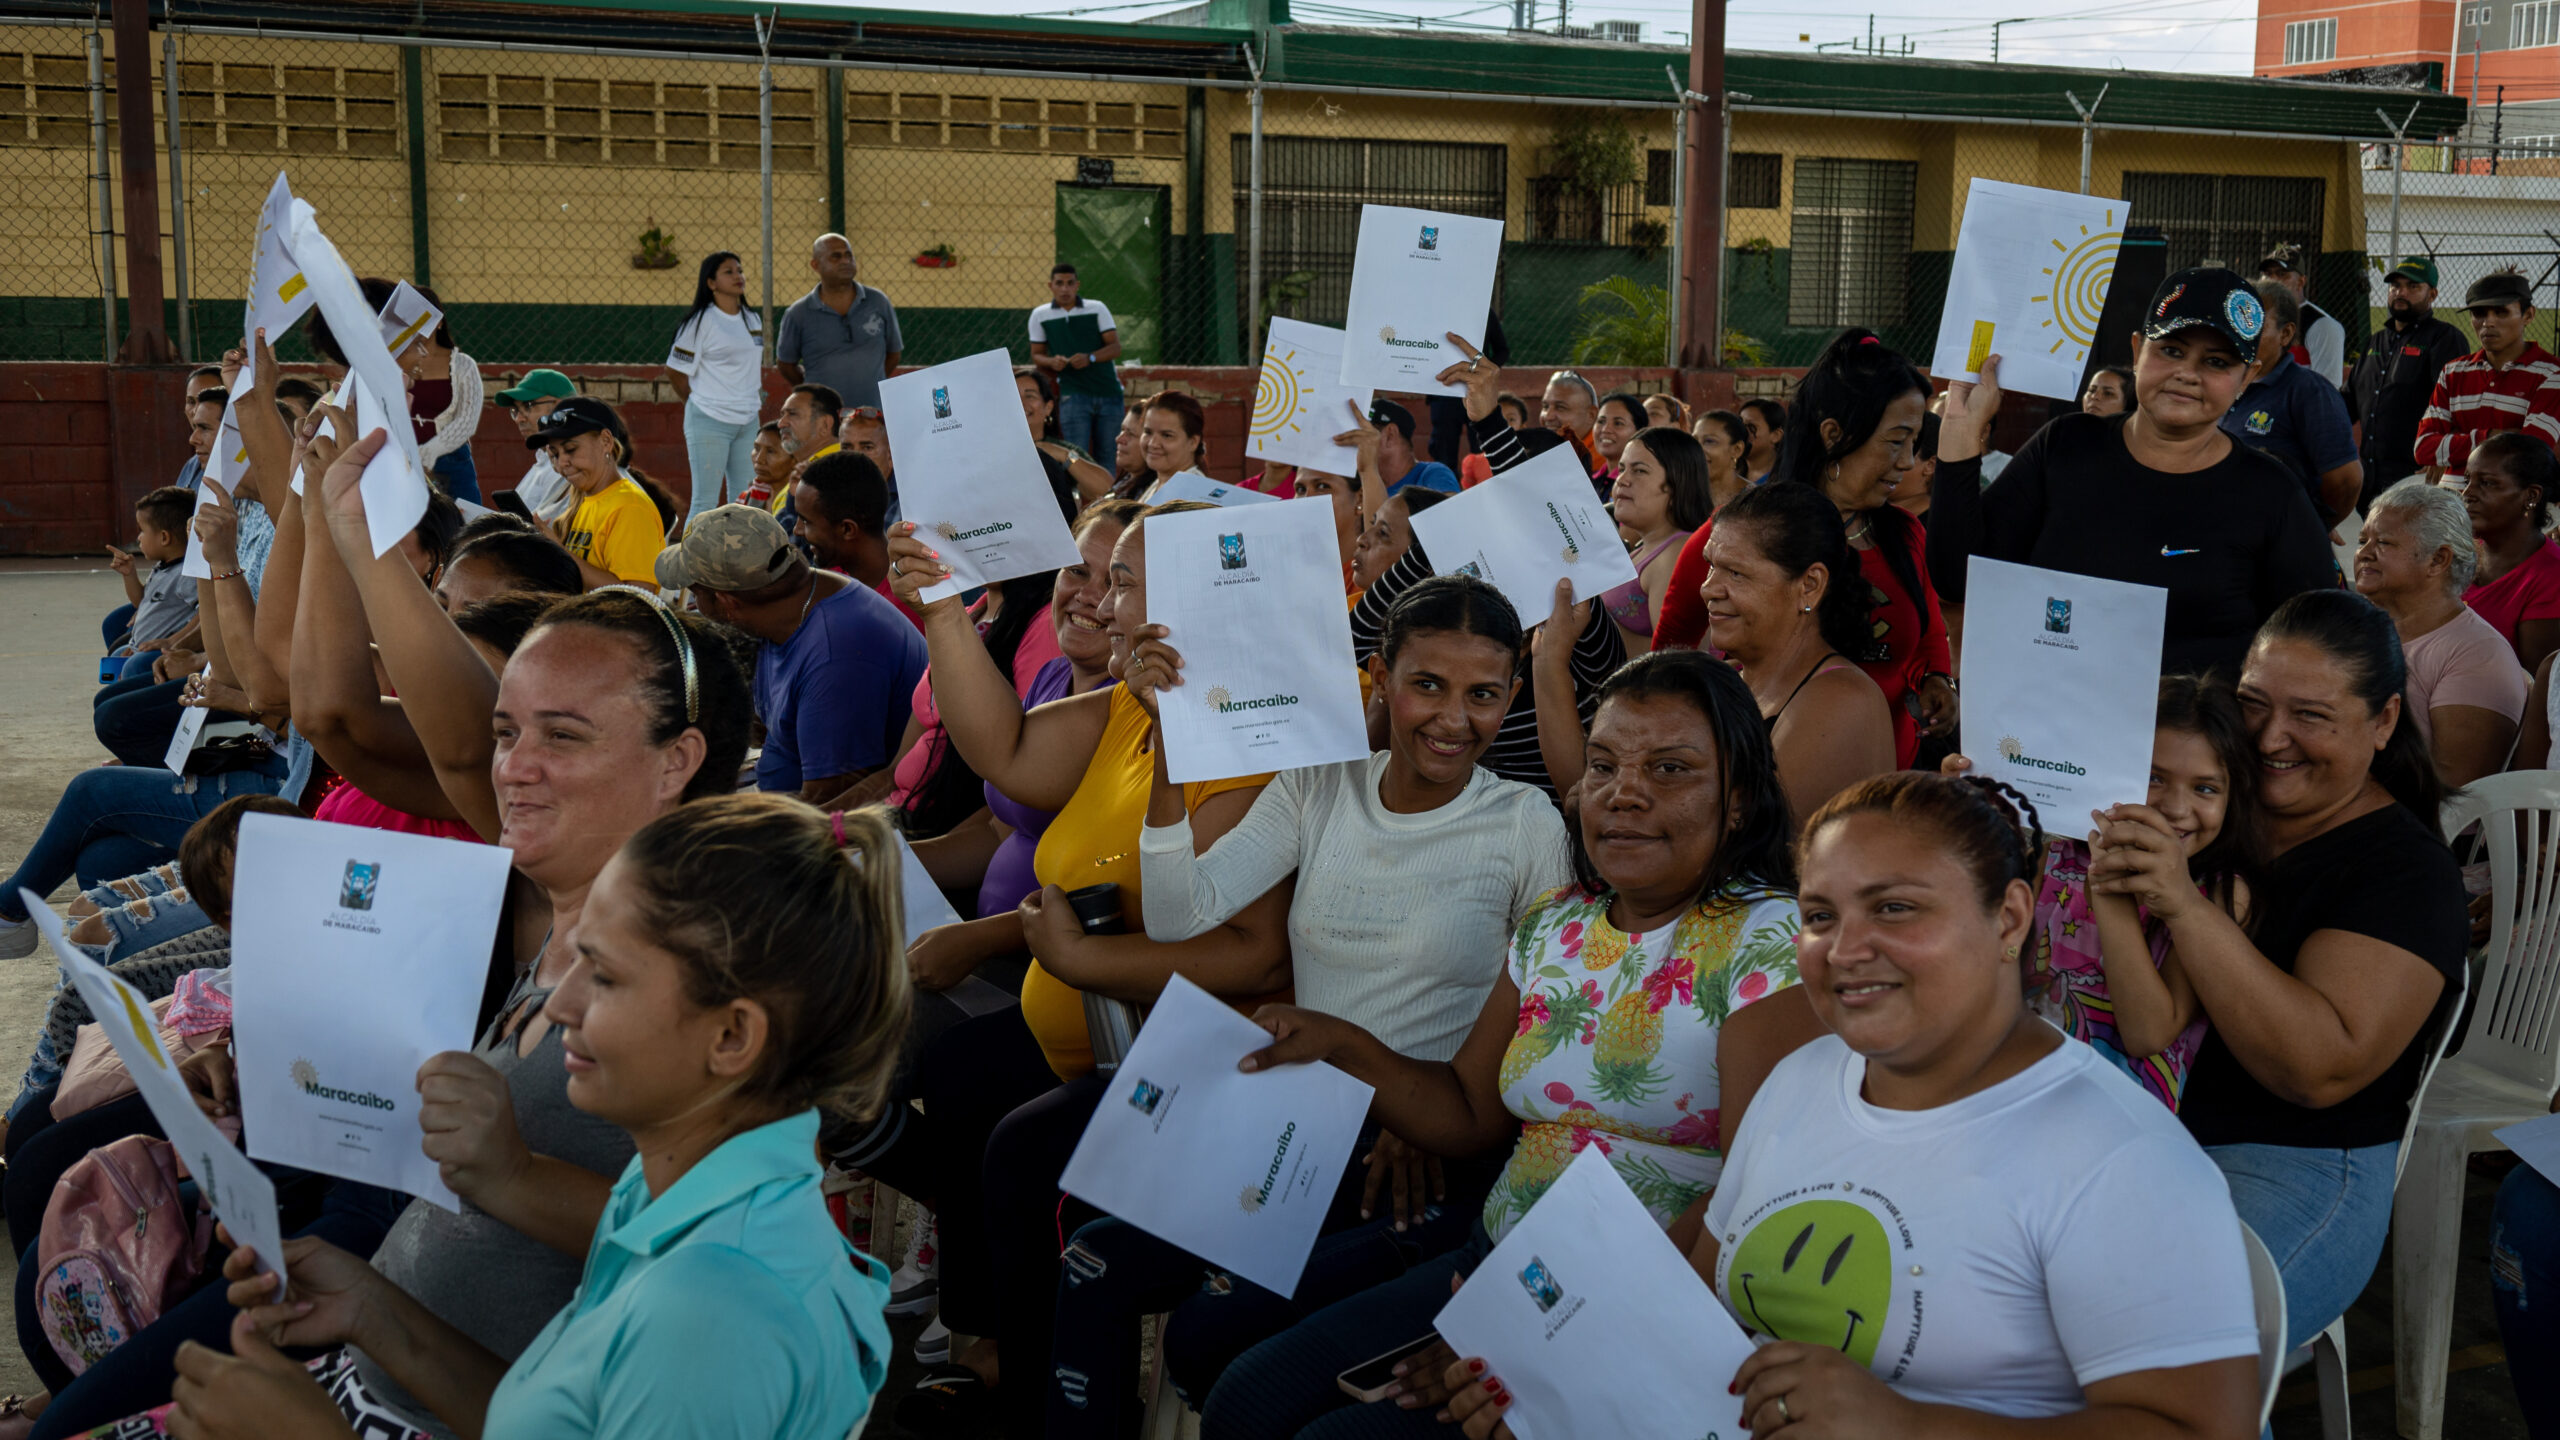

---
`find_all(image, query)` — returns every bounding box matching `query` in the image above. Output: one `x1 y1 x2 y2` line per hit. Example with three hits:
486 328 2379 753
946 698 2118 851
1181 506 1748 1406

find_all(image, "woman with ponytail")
170 795 906 1440
1654 330 1954 766
2103 588 2465 1355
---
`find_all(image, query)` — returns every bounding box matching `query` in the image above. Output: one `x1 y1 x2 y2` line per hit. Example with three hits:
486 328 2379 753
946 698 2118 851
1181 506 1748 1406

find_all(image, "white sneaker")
887 1214 939 1316
912 1314 951 1366
0 914 35 961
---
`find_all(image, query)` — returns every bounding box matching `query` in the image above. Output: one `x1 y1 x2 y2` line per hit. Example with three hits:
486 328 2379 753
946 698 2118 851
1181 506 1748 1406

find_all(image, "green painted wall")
1721 248 1952 367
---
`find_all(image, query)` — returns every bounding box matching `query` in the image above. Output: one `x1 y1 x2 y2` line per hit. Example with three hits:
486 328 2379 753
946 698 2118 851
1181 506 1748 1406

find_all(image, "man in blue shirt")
2221 279 2362 524
656 505 925 806
1368 400 1461 496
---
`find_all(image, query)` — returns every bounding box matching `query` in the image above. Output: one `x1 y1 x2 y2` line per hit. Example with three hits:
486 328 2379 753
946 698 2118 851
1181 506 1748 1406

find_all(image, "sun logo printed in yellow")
1252 344 1314 445
291 1058 318 1091
934 522 960 541
1998 735 2024 761
117 986 168 1070
1238 1185 1266 1214
2031 207 2122 364
1204 684 1234 712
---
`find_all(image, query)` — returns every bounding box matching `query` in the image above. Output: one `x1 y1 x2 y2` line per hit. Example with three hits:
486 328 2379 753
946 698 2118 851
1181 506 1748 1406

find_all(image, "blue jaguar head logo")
340 861 381 911
931 386 952 420
1219 533 1248 571
2224 290 2265 342
1418 226 1439 251
1518 1257 1562 1313
2044 597 2071 635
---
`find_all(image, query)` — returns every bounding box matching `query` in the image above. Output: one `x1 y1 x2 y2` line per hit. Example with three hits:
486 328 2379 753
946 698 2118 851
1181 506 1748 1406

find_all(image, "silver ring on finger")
1776 1394 1794 1425
889 559 902 577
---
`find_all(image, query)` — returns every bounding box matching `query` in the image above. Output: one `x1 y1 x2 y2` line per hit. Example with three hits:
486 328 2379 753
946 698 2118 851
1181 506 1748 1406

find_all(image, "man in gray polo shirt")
776 232 903 412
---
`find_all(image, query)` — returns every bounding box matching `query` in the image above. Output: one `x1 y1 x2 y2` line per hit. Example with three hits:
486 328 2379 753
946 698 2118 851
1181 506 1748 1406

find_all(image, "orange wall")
2254 0 2455 76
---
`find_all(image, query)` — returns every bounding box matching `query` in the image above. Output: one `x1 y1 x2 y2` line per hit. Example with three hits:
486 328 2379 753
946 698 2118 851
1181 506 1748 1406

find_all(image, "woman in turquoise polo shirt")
164 794 912 1440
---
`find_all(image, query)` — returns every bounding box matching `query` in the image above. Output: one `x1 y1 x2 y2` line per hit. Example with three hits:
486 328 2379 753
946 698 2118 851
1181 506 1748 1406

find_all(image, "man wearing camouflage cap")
657 504 925 805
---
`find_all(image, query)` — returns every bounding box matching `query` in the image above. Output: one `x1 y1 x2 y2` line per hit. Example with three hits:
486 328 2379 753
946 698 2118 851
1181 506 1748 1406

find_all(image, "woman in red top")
1656 329 1955 764
2461 430 2560 674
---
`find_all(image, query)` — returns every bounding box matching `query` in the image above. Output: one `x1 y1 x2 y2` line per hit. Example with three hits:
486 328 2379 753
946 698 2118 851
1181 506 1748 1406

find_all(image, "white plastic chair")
2329 505 2363 581
2392 771 2560 1439
2240 1222 2289 1431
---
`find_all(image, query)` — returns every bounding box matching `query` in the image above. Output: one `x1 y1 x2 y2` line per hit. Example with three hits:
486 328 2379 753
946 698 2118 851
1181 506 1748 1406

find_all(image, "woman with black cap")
1930 267 2335 679
531 396 664 588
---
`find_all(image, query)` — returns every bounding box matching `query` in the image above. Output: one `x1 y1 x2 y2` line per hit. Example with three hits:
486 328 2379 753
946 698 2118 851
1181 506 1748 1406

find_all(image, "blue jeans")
2491 1163 2560 1436
2206 1141 2399 1352
430 444 481 505
99 604 133 652
0 761 291 923
1058 390 1123 469
1203 1229 1496 1440
683 401 758 526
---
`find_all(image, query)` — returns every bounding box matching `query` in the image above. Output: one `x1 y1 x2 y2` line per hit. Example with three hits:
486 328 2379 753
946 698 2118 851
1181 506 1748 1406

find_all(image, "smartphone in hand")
1335 1334 1442 1403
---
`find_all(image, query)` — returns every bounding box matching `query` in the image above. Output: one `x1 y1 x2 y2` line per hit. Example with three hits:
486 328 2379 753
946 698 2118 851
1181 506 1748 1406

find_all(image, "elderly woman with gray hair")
2352 477 2529 785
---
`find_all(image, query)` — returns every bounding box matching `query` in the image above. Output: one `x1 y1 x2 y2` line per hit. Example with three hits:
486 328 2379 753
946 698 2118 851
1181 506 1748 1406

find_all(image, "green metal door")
1055 184 1167 365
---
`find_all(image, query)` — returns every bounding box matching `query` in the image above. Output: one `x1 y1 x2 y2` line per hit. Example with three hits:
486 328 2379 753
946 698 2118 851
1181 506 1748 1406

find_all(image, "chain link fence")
2362 138 2560 359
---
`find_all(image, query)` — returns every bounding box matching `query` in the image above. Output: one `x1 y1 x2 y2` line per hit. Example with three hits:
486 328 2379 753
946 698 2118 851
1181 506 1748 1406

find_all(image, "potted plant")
914 244 958 269
631 220 678 271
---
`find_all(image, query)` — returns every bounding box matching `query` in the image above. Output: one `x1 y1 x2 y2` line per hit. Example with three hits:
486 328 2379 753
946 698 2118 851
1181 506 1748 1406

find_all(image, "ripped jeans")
1043 1136 1492 1440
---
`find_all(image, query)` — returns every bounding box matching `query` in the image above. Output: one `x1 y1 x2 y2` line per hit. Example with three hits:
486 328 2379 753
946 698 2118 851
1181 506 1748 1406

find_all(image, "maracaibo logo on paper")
290 1058 396 1112
1377 326 1440 351
1997 735 2085 776
937 520 1014 543
1204 686 1298 714
1239 1121 1297 1213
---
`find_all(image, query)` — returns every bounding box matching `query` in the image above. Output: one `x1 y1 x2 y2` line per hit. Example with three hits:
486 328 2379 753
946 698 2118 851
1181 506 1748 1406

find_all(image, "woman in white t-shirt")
665 251 766 529
1451 770 2262 1439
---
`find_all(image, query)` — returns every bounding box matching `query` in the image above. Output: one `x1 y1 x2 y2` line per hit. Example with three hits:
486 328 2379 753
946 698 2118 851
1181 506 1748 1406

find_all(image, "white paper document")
1144 500 1371 785
226 814 513 1210
1407 440 1637 627
1960 556 2167 818
285 202 429 557
163 662 214 775
1338 205 1504 395
1433 1148 1756 1440
19 890 287 1297
881 349 1082 604
211 172 320 498
1929 179 2127 402
376 282 443 362
2497 1112 2560 1186
1247 318 1372 474
1060 974 1373 1296
1148 473 1282 508
894 830 964 946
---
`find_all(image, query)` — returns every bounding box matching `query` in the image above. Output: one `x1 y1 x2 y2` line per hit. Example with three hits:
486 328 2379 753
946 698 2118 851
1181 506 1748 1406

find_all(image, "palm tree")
1569 275 1669 366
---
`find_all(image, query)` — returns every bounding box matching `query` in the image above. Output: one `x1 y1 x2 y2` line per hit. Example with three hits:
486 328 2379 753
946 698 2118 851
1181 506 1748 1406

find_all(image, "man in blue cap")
2349 256 2471 509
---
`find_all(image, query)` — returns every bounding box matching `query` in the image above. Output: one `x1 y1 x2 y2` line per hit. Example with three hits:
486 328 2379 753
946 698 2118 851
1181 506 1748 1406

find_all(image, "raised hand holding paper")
226 813 514 1209
18 890 287 1297
1144 499 1371 784
1147 472 1281 508
1959 556 2166 817
1339 205 1502 395
285 201 429 556
378 281 443 362
882 349 1082 604
212 172 320 497
1407 439 1637 626
1433 1148 1754 1440
1060 974 1372 1296
1248 318 1372 473
1928 179 2126 402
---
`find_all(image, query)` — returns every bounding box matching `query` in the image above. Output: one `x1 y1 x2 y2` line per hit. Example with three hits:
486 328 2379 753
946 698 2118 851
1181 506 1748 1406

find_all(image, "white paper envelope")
1060 974 1373 1296
163 662 214 774
893 830 964 947
377 281 443 362
1959 556 2166 818
19 890 287 1298
1434 1148 1756 1440
1145 500 1371 785
1928 179 2127 402
2497 1112 2560 1186
227 814 513 1210
1247 318 1372 474
881 350 1083 604
1407 441 1637 626
1339 205 1504 395
1148 473 1282 508
283 204 427 556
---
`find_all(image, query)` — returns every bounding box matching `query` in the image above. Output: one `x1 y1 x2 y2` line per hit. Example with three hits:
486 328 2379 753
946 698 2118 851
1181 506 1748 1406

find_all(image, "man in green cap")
491 368 580 524
2350 256 2470 506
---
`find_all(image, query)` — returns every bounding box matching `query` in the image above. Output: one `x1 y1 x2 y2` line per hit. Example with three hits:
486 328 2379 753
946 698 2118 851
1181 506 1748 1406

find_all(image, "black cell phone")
1336 1334 1443 1403
488 490 536 521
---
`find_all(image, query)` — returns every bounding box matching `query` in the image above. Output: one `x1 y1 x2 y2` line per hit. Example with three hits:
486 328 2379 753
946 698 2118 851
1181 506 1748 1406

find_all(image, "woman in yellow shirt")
530 397 665 588
880 500 1292 1433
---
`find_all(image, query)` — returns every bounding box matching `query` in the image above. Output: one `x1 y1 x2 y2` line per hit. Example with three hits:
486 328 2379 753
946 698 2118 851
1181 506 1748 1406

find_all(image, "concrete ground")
0 556 2533 1433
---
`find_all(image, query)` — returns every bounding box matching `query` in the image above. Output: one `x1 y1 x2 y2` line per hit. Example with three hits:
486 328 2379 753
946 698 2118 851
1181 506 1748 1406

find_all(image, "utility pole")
1674 0 1726 367
1991 17 2029 62
2469 3 2485 166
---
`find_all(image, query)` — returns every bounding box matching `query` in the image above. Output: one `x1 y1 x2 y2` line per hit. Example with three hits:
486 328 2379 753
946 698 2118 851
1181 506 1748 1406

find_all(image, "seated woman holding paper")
1199 650 1828 1440
876 501 1293 1438
1654 330 1954 768
1447 770 2262 1440
167 793 904 1440
2353 478 2528 788
1018 364 1117 508
1030 575 1575 1439
1119 392 1214 502
1925 269 2335 682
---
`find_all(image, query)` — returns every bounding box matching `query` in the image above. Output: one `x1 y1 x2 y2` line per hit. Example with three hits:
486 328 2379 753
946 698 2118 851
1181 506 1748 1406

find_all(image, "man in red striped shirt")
2414 269 2560 471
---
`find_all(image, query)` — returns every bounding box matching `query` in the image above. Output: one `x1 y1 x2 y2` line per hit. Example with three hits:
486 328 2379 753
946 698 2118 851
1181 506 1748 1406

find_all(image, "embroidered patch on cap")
2154 283 2187 317
2225 290 2265 340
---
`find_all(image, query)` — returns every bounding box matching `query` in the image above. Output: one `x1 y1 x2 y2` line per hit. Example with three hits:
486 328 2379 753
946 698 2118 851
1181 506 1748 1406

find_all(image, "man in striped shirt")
2413 269 2560 471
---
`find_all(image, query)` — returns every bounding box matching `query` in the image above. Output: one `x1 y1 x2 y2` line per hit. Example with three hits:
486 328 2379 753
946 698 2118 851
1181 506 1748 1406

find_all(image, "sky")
876 0 2262 74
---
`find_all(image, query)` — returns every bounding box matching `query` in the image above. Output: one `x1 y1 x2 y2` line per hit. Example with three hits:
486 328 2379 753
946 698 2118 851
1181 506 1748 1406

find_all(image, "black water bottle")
1066 883 1143 1073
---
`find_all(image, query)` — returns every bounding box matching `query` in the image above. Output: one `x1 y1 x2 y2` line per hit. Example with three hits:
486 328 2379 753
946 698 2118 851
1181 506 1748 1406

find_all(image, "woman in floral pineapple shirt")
1199 650 1829 1440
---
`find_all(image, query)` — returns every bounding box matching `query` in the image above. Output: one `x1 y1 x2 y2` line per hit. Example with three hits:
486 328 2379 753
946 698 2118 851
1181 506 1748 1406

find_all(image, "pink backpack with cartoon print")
36 1135 212 1374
